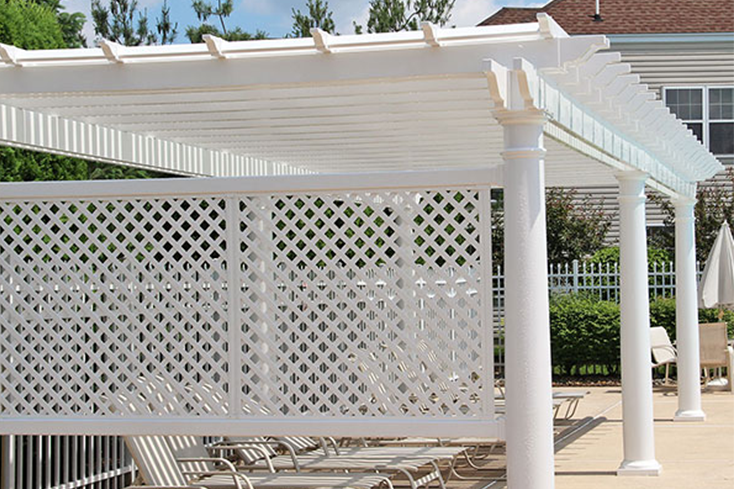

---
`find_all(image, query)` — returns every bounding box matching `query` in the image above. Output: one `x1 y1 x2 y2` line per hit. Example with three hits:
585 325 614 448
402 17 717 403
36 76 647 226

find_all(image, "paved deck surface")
554 386 734 488
444 386 734 489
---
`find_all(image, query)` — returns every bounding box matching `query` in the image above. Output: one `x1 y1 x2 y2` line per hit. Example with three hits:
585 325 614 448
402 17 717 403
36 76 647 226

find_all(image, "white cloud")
333 1 370 34
450 0 501 27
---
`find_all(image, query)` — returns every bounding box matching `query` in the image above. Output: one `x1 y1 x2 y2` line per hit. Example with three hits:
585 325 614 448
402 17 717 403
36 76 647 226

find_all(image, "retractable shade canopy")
0 14 721 197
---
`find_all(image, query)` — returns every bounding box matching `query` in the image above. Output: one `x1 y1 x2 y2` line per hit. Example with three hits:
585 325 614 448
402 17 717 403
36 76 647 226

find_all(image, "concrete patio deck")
445 386 733 489
553 386 734 488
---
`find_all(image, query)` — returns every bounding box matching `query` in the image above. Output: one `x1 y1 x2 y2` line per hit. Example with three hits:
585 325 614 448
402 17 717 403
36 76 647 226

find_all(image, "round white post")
673 198 706 421
616 171 662 476
502 112 555 489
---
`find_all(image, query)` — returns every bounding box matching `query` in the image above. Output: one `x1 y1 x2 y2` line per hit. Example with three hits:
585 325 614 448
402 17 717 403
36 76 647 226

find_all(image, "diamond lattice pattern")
0 187 490 422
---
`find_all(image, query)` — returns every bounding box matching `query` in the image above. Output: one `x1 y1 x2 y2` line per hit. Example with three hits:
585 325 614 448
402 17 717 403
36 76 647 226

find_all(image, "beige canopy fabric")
699 222 734 309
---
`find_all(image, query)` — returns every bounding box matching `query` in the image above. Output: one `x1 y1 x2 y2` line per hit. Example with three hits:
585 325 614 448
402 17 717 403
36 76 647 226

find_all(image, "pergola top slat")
0 14 722 199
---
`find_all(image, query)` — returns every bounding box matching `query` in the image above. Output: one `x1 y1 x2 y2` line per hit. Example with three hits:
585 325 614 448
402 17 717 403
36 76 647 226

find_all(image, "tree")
32 0 86 47
0 147 87 182
186 0 267 43
491 187 612 267
0 0 65 49
650 168 734 262
91 0 177 46
354 0 455 34
290 0 335 38
156 0 177 45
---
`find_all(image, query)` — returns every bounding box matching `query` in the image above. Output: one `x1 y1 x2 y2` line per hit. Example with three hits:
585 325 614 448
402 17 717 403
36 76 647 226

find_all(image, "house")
481 0 734 242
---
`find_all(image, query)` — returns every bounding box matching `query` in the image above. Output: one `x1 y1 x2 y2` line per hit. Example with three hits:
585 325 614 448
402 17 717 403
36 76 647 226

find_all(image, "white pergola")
0 14 721 488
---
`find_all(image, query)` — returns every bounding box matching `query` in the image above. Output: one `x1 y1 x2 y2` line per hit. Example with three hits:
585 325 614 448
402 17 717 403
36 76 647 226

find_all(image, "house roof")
480 0 734 35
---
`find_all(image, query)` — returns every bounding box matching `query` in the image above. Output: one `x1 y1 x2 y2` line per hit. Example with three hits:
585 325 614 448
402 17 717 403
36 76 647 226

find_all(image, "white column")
673 198 706 421
616 171 662 476
501 110 555 489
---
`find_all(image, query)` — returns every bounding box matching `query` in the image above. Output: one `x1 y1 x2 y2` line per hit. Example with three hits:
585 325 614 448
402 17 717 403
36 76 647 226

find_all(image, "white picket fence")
2 259 689 489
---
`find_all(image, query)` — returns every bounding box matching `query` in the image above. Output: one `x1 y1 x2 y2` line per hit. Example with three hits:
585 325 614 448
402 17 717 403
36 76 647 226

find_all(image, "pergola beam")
0 103 291 177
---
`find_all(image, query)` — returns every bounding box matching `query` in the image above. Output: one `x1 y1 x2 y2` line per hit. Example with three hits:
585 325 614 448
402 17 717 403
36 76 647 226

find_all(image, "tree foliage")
91 0 177 46
650 167 734 262
545 188 611 263
33 0 86 47
0 147 87 182
355 0 455 34
492 187 612 267
290 0 335 37
186 0 267 43
156 0 177 45
0 0 65 49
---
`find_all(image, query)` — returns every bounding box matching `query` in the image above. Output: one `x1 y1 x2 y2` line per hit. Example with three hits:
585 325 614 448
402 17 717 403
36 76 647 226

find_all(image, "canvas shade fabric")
699 222 734 308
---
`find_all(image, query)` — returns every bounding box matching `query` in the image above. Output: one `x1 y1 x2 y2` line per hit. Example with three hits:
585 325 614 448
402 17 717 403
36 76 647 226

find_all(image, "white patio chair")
650 327 677 384
700 322 734 391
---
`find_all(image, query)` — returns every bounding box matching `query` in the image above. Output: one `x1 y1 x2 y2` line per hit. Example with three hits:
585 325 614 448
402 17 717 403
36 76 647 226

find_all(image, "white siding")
617 41 734 92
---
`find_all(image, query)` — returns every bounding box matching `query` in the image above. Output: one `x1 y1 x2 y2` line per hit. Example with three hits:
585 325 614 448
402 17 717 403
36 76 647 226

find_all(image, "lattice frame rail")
0 170 497 437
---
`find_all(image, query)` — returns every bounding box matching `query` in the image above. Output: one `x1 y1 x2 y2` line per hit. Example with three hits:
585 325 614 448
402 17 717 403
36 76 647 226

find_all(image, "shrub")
649 296 734 341
548 293 734 379
588 246 674 269
549 293 620 376
649 296 677 340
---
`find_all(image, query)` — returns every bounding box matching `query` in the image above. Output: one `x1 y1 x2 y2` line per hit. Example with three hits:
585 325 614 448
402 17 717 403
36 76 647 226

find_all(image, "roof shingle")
479 0 734 34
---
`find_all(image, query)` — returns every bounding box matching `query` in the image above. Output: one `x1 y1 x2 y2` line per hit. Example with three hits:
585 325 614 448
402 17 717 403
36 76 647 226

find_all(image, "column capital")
494 108 547 127
617 171 648 204
615 170 649 183
501 148 547 161
672 196 697 209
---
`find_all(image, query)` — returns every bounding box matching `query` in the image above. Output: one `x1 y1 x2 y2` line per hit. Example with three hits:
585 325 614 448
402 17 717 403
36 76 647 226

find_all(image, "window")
664 86 734 157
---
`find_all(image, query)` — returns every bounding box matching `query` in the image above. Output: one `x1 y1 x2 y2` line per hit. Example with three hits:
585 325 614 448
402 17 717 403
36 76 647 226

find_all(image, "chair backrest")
280 436 321 453
124 436 188 487
700 322 729 367
167 436 217 474
228 437 278 465
650 327 676 365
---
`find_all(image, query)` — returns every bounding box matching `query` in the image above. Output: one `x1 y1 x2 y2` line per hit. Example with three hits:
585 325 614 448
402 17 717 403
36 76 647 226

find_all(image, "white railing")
1 435 133 489
0 170 496 439
491 259 700 372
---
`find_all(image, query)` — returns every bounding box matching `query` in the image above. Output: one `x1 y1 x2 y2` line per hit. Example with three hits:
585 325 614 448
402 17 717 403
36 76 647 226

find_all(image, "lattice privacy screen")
0 177 493 435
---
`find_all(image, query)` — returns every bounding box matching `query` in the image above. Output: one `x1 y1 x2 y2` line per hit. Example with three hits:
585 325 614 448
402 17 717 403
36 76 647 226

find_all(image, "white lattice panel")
0 172 495 436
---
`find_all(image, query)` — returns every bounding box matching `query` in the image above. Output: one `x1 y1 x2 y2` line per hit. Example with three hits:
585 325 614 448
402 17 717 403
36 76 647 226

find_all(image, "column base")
617 459 662 476
674 409 706 422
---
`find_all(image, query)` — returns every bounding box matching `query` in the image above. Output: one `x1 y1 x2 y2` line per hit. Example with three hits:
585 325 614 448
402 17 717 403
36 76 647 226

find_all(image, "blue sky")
61 0 543 44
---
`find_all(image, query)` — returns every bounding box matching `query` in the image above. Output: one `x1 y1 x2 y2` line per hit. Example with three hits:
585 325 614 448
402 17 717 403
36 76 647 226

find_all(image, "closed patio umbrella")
699 221 734 310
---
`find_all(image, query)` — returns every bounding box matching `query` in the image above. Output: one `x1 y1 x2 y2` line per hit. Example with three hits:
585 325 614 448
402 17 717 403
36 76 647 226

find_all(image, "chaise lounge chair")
223 437 463 489
124 435 395 489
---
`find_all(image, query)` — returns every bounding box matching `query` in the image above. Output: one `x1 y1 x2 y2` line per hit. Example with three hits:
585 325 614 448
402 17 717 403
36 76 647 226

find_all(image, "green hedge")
650 296 734 340
549 293 734 377
549 293 620 376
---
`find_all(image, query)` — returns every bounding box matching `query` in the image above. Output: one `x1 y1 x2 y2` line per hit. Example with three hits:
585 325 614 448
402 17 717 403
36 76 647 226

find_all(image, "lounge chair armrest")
177 456 238 472
323 436 341 456
210 444 277 472
181 470 252 489
128 486 209 489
